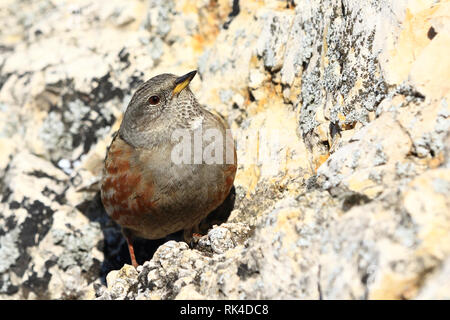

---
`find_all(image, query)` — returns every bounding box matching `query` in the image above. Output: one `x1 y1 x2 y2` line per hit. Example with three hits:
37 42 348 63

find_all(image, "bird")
100 71 237 267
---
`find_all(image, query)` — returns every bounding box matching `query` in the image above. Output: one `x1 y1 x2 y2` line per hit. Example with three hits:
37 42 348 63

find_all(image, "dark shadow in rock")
198 185 235 234
341 192 371 212
76 193 166 284
77 185 235 284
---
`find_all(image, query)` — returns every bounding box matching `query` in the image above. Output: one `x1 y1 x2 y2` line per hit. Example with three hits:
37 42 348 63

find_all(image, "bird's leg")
126 237 138 268
122 228 138 268
183 224 203 247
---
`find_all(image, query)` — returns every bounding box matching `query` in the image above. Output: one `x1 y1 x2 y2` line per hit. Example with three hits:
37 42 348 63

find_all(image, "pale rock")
175 284 206 300
415 257 450 300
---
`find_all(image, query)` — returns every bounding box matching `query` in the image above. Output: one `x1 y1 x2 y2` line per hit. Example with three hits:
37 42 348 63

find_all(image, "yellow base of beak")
173 70 197 95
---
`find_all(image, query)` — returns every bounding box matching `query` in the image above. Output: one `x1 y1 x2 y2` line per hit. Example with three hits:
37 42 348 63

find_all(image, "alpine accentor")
100 71 237 267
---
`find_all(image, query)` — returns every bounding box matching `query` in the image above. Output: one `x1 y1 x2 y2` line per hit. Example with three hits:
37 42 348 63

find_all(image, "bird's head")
119 70 198 147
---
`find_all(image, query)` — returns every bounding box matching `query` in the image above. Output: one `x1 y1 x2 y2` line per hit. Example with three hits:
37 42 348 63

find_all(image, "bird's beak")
173 70 197 96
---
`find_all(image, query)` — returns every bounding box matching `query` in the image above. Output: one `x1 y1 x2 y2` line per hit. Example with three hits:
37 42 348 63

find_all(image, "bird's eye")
148 95 160 105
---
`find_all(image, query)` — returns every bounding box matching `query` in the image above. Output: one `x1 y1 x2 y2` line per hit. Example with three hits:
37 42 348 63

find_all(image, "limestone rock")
0 152 103 299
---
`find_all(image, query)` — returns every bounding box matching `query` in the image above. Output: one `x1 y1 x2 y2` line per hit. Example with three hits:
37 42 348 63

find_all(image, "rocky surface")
0 0 449 299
